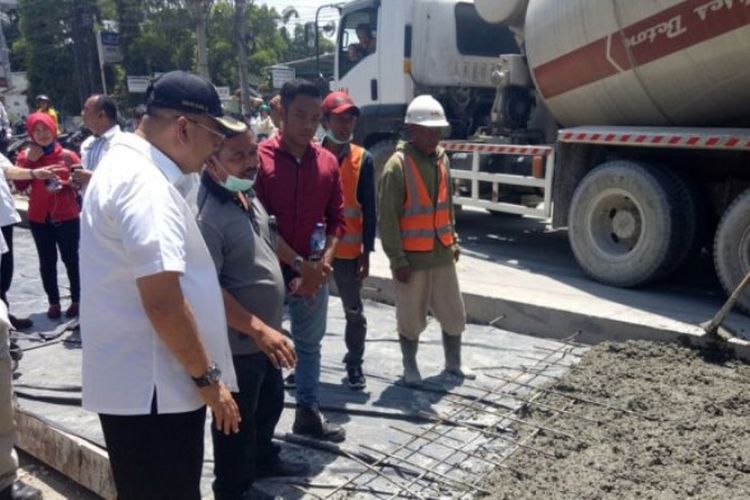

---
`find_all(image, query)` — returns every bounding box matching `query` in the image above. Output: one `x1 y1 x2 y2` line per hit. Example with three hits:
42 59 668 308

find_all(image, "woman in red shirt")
15 113 81 319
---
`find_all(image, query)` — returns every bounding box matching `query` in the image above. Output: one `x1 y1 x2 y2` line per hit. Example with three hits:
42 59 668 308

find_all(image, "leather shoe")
292 405 345 443
241 486 280 500
256 455 309 478
0 480 42 500
8 315 33 330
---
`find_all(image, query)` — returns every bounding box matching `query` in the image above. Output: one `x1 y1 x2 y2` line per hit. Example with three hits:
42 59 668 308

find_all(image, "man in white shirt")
73 94 122 188
79 71 246 500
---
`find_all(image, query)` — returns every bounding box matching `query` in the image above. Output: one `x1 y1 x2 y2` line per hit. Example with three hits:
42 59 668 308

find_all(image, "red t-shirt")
256 134 344 259
15 143 81 224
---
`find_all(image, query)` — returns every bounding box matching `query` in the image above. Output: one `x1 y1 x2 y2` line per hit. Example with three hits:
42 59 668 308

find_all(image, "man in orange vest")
378 95 475 387
320 92 376 390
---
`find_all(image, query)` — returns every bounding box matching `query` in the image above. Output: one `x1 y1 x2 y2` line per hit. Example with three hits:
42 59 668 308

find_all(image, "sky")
256 0 340 26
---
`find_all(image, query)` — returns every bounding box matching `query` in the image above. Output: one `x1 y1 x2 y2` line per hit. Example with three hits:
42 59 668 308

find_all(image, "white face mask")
324 128 352 145
212 156 255 193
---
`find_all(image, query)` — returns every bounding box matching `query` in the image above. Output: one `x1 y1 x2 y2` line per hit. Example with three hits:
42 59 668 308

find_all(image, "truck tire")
568 160 675 287
369 138 399 182
713 188 750 313
656 168 701 277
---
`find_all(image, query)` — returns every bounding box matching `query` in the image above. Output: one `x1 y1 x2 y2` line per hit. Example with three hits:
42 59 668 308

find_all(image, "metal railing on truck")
441 141 555 218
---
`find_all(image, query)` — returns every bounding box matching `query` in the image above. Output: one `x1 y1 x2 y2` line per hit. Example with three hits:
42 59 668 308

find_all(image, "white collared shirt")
80 133 237 415
0 155 21 229
80 124 122 171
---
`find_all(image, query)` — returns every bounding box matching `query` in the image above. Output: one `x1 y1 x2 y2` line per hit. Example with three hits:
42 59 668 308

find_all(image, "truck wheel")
568 160 674 287
713 188 750 313
656 168 701 277
369 138 399 182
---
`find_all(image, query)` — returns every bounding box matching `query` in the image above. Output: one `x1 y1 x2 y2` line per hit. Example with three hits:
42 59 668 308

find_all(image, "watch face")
207 365 222 383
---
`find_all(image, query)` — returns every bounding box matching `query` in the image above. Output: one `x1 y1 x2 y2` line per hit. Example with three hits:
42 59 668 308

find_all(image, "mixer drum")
523 0 750 127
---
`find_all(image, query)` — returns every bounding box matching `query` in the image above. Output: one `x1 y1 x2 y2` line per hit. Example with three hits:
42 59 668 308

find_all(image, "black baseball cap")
145 70 246 133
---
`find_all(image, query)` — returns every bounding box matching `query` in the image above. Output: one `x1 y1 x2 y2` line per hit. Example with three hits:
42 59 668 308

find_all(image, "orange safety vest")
335 144 365 259
399 152 455 252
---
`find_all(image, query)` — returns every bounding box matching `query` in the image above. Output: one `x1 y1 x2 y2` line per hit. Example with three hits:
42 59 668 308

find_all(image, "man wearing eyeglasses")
79 70 246 500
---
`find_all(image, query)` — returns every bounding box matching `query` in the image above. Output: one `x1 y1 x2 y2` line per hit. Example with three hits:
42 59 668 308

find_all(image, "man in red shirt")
255 79 346 443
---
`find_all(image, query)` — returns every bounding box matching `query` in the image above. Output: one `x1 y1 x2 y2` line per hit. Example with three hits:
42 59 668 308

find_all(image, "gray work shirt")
196 173 285 356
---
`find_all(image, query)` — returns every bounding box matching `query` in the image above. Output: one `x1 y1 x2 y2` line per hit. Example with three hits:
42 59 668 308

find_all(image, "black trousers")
0 224 14 305
212 353 284 500
333 258 368 369
29 219 80 305
99 399 207 500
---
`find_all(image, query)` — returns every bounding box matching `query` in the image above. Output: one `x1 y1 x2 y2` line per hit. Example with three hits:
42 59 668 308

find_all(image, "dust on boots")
398 332 476 386
442 331 476 380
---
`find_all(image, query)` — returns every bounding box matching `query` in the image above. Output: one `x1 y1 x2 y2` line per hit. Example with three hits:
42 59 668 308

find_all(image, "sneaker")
8 314 33 330
65 302 79 318
346 367 366 390
47 304 61 320
292 405 346 443
283 371 296 389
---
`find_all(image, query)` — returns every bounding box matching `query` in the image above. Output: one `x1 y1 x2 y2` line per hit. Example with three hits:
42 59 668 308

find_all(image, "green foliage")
10 0 338 112
16 0 80 115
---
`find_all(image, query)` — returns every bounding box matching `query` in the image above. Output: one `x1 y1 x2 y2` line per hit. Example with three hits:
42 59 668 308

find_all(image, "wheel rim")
585 188 645 261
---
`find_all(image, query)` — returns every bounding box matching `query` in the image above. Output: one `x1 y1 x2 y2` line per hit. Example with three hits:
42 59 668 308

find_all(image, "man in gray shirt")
197 128 307 500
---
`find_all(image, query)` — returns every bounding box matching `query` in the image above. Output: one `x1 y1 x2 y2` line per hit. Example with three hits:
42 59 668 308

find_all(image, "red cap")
322 91 360 116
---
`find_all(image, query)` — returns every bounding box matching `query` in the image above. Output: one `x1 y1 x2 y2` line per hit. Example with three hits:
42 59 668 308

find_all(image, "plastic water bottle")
309 222 326 262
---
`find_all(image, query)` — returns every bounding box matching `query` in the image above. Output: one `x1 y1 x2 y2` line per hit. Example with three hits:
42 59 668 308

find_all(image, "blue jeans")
287 284 329 407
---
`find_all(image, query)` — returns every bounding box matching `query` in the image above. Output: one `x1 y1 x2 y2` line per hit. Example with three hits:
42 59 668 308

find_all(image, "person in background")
34 95 60 134
14 113 81 320
74 95 122 188
256 79 346 443
348 23 377 62
198 127 308 500
79 70 243 500
0 154 56 330
268 94 282 130
255 104 277 141
319 92 376 390
0 298 42 499
378 95 475 387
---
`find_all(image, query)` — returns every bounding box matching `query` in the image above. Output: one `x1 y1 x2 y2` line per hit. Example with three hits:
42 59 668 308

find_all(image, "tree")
16 0 80 115
186 0 213 80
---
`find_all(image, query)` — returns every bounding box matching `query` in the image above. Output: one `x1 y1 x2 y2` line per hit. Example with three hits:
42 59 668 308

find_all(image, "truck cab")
331 0 520 168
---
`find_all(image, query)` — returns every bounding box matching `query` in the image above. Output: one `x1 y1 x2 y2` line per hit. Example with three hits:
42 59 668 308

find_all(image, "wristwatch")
191 362 222 388
292 255 304 272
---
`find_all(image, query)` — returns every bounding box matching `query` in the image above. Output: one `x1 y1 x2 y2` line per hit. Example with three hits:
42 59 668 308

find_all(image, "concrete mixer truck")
325 0 750 309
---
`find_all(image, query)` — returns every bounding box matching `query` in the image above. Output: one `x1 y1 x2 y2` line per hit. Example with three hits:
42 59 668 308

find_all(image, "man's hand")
256 326 296 369
200 381 241 435
393 265 412 284
26 144 43 162
32 167 56 180
357 253 370 280
298 260 331 292
72 167 93 185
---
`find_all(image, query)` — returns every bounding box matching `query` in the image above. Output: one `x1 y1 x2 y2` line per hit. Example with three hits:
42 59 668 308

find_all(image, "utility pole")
235 0 252 114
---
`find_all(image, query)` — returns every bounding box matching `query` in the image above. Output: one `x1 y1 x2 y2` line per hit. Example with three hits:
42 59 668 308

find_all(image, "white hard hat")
404 95 449 127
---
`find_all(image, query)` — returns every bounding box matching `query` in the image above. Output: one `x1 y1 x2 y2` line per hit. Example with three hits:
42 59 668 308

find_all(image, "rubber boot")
442 331 476 379
398 335 423 387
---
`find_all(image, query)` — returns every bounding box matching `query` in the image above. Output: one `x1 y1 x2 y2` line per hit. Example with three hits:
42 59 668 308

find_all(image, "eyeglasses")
185 116 226 144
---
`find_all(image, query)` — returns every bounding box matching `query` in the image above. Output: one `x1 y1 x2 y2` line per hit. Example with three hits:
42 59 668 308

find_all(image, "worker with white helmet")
377 95 475 386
